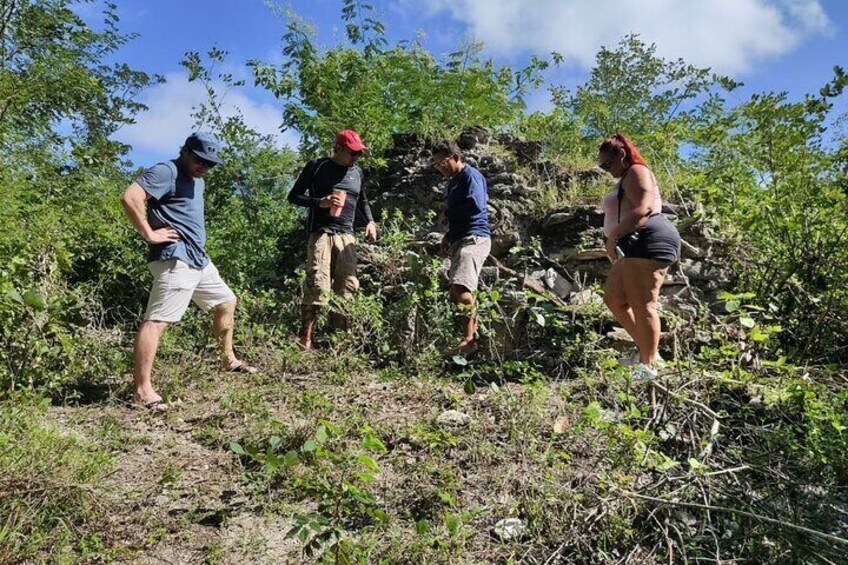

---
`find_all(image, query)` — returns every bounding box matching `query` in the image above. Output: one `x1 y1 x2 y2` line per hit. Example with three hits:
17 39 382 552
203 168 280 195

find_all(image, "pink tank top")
601 167 663 238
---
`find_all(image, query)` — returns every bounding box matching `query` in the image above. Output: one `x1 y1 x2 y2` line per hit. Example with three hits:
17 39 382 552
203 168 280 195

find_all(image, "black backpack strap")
616 167 632 224
617 181 624 224
310 157 331 197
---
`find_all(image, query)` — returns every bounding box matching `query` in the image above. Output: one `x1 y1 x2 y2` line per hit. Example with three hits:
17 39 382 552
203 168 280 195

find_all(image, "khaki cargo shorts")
303 232 359 307
448 235 491 292
144 259 236 323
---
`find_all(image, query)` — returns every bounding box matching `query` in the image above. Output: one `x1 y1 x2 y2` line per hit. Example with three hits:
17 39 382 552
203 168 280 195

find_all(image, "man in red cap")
287 129 378 350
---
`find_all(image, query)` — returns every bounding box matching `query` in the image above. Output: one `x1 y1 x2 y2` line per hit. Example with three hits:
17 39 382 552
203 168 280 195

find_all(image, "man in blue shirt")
432 139 491 354
121 133 256 410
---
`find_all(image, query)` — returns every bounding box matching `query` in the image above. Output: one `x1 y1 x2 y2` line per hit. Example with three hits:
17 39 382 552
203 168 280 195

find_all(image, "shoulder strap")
165 160 179 193
311 157 331 194
616 180 624 224
616 167 633 224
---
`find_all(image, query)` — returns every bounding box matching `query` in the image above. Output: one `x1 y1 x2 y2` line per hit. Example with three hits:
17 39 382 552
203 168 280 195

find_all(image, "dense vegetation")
1 1 847 563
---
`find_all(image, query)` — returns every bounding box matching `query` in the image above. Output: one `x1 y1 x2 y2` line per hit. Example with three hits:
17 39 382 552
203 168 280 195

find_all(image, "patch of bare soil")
47 399 303 563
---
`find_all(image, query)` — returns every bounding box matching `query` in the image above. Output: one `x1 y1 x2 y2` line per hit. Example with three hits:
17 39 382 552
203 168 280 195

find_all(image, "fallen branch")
618 489 848 548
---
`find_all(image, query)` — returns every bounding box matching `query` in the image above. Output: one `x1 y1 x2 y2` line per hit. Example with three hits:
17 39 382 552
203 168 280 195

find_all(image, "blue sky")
93 0 848 166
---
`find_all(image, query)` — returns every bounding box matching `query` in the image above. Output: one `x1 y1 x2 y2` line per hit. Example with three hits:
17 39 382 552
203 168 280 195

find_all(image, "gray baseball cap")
184 132 223 165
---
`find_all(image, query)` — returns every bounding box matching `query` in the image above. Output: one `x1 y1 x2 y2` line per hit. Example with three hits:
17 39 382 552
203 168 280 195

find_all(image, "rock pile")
367 126 732 327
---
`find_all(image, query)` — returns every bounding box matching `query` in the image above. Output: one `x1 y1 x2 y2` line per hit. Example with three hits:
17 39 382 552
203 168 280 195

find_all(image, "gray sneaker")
630 363 658 382
618 350 665 368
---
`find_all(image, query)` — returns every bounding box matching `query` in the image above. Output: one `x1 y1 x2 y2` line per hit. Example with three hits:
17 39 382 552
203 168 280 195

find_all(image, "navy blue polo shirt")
445 165 490 243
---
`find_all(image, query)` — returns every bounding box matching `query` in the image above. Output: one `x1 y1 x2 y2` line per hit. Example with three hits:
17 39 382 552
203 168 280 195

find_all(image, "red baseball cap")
335 129 367 152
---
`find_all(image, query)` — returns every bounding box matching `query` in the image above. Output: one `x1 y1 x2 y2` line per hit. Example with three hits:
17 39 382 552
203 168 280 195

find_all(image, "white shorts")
448 236 491 292
143 260 236 323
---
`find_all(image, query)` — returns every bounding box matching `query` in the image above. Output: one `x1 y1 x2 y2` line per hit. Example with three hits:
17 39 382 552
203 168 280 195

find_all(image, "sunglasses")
432 155 452 168
598 159 614 171
192 153 217 169
346 148 364 158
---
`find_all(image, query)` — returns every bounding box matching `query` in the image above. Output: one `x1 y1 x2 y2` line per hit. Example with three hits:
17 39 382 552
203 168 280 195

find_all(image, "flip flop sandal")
137 399 168 412
227 363 258 374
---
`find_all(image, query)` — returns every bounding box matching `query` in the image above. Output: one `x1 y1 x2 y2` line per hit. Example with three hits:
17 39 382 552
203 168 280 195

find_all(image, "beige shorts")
448 235 491 292
303 232 359 306
144 259 236 323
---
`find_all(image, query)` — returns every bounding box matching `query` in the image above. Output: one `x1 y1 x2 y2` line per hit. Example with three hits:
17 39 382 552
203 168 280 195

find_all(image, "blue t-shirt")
138 161 209 269
445 165 491 243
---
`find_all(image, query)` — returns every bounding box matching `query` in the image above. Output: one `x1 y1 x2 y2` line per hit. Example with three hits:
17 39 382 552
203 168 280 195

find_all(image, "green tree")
0 0 161 163
0 1 159 392
248 1 548 159
689 70 848 361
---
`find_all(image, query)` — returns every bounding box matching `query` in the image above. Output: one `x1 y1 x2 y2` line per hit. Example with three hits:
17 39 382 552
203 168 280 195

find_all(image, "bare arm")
120 182 180 244
608 165 656 241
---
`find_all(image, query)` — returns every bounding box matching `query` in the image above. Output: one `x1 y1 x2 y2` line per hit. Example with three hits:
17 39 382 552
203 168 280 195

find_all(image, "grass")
1 335 847 563
0 395 116 563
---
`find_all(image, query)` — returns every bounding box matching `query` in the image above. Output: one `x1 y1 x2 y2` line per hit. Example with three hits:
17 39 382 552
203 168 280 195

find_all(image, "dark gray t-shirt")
287 158 374 234
138 160 209 269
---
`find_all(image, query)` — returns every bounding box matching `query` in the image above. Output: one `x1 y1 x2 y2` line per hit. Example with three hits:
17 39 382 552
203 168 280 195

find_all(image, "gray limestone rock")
492 518 528 542
437 410 472 428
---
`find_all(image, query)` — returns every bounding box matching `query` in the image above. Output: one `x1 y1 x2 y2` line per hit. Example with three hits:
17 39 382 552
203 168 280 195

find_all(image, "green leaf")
724 299 740 313
751 327 770 342
739 316 755 328
534 311 546 326
362 435 387 453
6 289 23 305
373 509 390 523
283 450 300 467
452 355 468 366
315 425 328 444
445 514 460 537
463 379 477 395
354 471 377 483
23 289 46 310
230 442 247 456
302 440 317 453
357 454 381 473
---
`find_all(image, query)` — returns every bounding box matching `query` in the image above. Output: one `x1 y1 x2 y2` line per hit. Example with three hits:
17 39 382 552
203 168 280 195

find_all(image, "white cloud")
423 0 834 74
114 72 299 158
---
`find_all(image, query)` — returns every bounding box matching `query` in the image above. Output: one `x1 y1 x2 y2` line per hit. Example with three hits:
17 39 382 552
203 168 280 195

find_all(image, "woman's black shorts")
617 214 681 264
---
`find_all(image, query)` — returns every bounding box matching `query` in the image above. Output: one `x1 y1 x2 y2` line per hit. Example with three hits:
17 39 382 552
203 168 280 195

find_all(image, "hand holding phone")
615 245 625 260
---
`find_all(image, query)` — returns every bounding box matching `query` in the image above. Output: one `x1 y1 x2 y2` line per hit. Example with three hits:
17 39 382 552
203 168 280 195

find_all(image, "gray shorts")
448 236 491 292
144 259 236 323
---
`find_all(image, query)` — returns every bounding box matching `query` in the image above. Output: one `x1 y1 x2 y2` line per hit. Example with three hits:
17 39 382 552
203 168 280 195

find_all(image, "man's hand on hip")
146 227 181 244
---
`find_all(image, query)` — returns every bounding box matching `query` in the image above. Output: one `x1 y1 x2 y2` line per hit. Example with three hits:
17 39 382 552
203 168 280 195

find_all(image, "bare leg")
213 298 237 368
133 320 169 404
298 305 319 351
623 259 668 365
450 284 477 352
213 298 256 372
603 260 639 339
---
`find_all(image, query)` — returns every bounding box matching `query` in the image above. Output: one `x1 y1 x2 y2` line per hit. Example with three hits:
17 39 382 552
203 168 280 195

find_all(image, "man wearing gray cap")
121 133 256 410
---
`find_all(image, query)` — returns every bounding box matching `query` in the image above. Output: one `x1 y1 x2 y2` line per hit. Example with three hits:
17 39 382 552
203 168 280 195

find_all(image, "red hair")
599 133 647 167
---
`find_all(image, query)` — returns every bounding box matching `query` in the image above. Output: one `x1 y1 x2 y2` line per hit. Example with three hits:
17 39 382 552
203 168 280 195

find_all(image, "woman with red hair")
598 134 681 380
